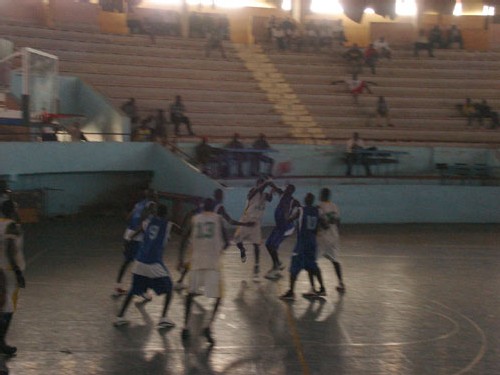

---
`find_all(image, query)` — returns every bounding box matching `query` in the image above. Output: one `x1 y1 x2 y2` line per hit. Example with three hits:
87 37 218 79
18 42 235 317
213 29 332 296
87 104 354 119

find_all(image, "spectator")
251 133 274 176
446 25 464 49
342 43 364 75
331 73 377 103
225 133 245 177
205 18 227 59
169 95 194 136
133 116 153 142
120 98 138 122
457 98 478 127
364 43 378 74
332 19 347 46
153 109 168 144
414 29 435 58
266 15 277 42
429 25 444 49
304 25 319 52
66 122 87 142
373 36 391 59
375 96 393 127
195 136 215 173
272 25 286 51
475 99 499 129
282 17 296 49
345 132 371 176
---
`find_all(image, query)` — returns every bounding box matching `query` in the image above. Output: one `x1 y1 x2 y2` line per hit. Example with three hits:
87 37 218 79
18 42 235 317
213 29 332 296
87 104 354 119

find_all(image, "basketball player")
114 188 157 296
114 203 175 328
182 198 229 346
233 178 273 279
317 188 345 293
214 188 254 228
280 193 326 301
0 199 26 356
264 183 300 280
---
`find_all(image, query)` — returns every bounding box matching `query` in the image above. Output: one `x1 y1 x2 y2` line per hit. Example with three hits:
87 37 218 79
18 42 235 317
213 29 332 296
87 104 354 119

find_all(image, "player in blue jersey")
264 183 300 280
114 203 175 328
280 193 326 301
114 188 156 296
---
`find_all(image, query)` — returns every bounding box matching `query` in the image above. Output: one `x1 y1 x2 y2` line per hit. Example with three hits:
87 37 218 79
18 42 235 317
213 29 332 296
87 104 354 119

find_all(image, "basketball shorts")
130 274 172 296
233 222 262 244
188 270 222 299
289 247 319 277
318 228 340 262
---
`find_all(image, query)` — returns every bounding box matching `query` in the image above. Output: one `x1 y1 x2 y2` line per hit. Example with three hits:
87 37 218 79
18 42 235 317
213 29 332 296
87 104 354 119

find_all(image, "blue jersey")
274 194 295 229
296 205 319 249
127 199 151 230
135 216 169 265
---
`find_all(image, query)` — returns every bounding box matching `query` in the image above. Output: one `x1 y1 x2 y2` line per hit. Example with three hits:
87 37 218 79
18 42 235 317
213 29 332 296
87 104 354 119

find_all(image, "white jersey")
190 212 225 271
0 218 25 272
241 190 268 221
318 201 340 229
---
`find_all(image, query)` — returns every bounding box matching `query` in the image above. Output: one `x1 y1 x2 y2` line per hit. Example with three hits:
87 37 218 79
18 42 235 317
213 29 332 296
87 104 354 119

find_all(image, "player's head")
146 201 157 215
214 188 223 202
1 199 16 219
256 176 266 185
320 188 330 201
284 184 295 195
157 203 168 218
203 198 215 212
304 193 315 206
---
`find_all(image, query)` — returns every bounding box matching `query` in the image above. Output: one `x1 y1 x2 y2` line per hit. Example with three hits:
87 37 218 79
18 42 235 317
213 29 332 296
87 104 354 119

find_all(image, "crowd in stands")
457 98 499 129
266 16 347 52
195 133 274 178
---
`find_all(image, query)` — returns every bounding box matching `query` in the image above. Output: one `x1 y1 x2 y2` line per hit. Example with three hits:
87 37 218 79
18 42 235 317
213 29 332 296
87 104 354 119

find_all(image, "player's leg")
203 297 221 346
182 293 195 340
114 291 134 326
314 266 326 296
236 242 247 263
158 277 175 328
333 261 345 292
253 244 260 276
115 240 138 295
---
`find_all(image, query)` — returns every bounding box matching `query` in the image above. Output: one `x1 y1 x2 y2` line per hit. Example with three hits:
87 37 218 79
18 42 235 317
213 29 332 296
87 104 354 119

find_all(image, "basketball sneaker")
113 317 129 327
279 290 295 301
203 327 215 345
158 317 175 329
240 249 247 263
113 286 128 297
264 269 281 280
317 288 327 297
336 283 346 294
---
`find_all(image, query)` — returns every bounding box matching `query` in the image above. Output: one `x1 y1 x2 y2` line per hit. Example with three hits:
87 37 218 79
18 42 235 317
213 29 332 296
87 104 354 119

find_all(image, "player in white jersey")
0 199 26 356
234 178 273 279
182 198 228 346
317 188 345 293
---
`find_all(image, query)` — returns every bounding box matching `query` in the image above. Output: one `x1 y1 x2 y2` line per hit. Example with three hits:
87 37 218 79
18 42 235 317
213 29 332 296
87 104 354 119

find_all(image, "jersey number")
196 222 215 239
306 216 317 230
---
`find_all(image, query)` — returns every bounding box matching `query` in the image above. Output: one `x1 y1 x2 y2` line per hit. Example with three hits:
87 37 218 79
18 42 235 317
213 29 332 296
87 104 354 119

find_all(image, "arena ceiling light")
395 0 417 16
310 0 343 14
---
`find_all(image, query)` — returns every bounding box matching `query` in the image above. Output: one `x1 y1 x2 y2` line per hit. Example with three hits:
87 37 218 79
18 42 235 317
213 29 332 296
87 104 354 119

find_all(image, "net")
24 48 59 116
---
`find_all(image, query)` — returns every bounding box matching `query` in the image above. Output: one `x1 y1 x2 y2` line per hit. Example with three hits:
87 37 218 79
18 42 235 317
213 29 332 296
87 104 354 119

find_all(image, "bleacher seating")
265 46 500 144
1 21 499 146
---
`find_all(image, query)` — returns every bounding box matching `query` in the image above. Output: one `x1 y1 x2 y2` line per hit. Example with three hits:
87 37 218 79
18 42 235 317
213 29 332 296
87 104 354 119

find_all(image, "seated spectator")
343 43 364 75
121 97 138 122
272 25 286 51
331 74 377 103
251 133 274 176
414 29 435 58
132 117 153 142
205 19 227 59
475 99 499 129
194 136 217 175
289 27 304 52
282 17 296 49
429 25 444 49
66 122 87 142
304 25 320 52
225 133 245 177
153 109 168 144
456 98 477 127
169 95 194 136
266 15 277 42
446 25 464 49
373 36 391 59
332 20 347 46
318 24 333 50
375 96 393 127
364 43 378 74
345 132 372 176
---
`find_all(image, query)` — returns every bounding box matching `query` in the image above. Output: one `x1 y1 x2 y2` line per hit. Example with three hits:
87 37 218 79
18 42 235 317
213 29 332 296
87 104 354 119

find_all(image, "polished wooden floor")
5 216 500 374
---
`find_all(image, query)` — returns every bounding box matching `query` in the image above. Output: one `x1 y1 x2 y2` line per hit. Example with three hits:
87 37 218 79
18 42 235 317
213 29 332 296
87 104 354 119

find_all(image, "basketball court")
5 216 500 374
